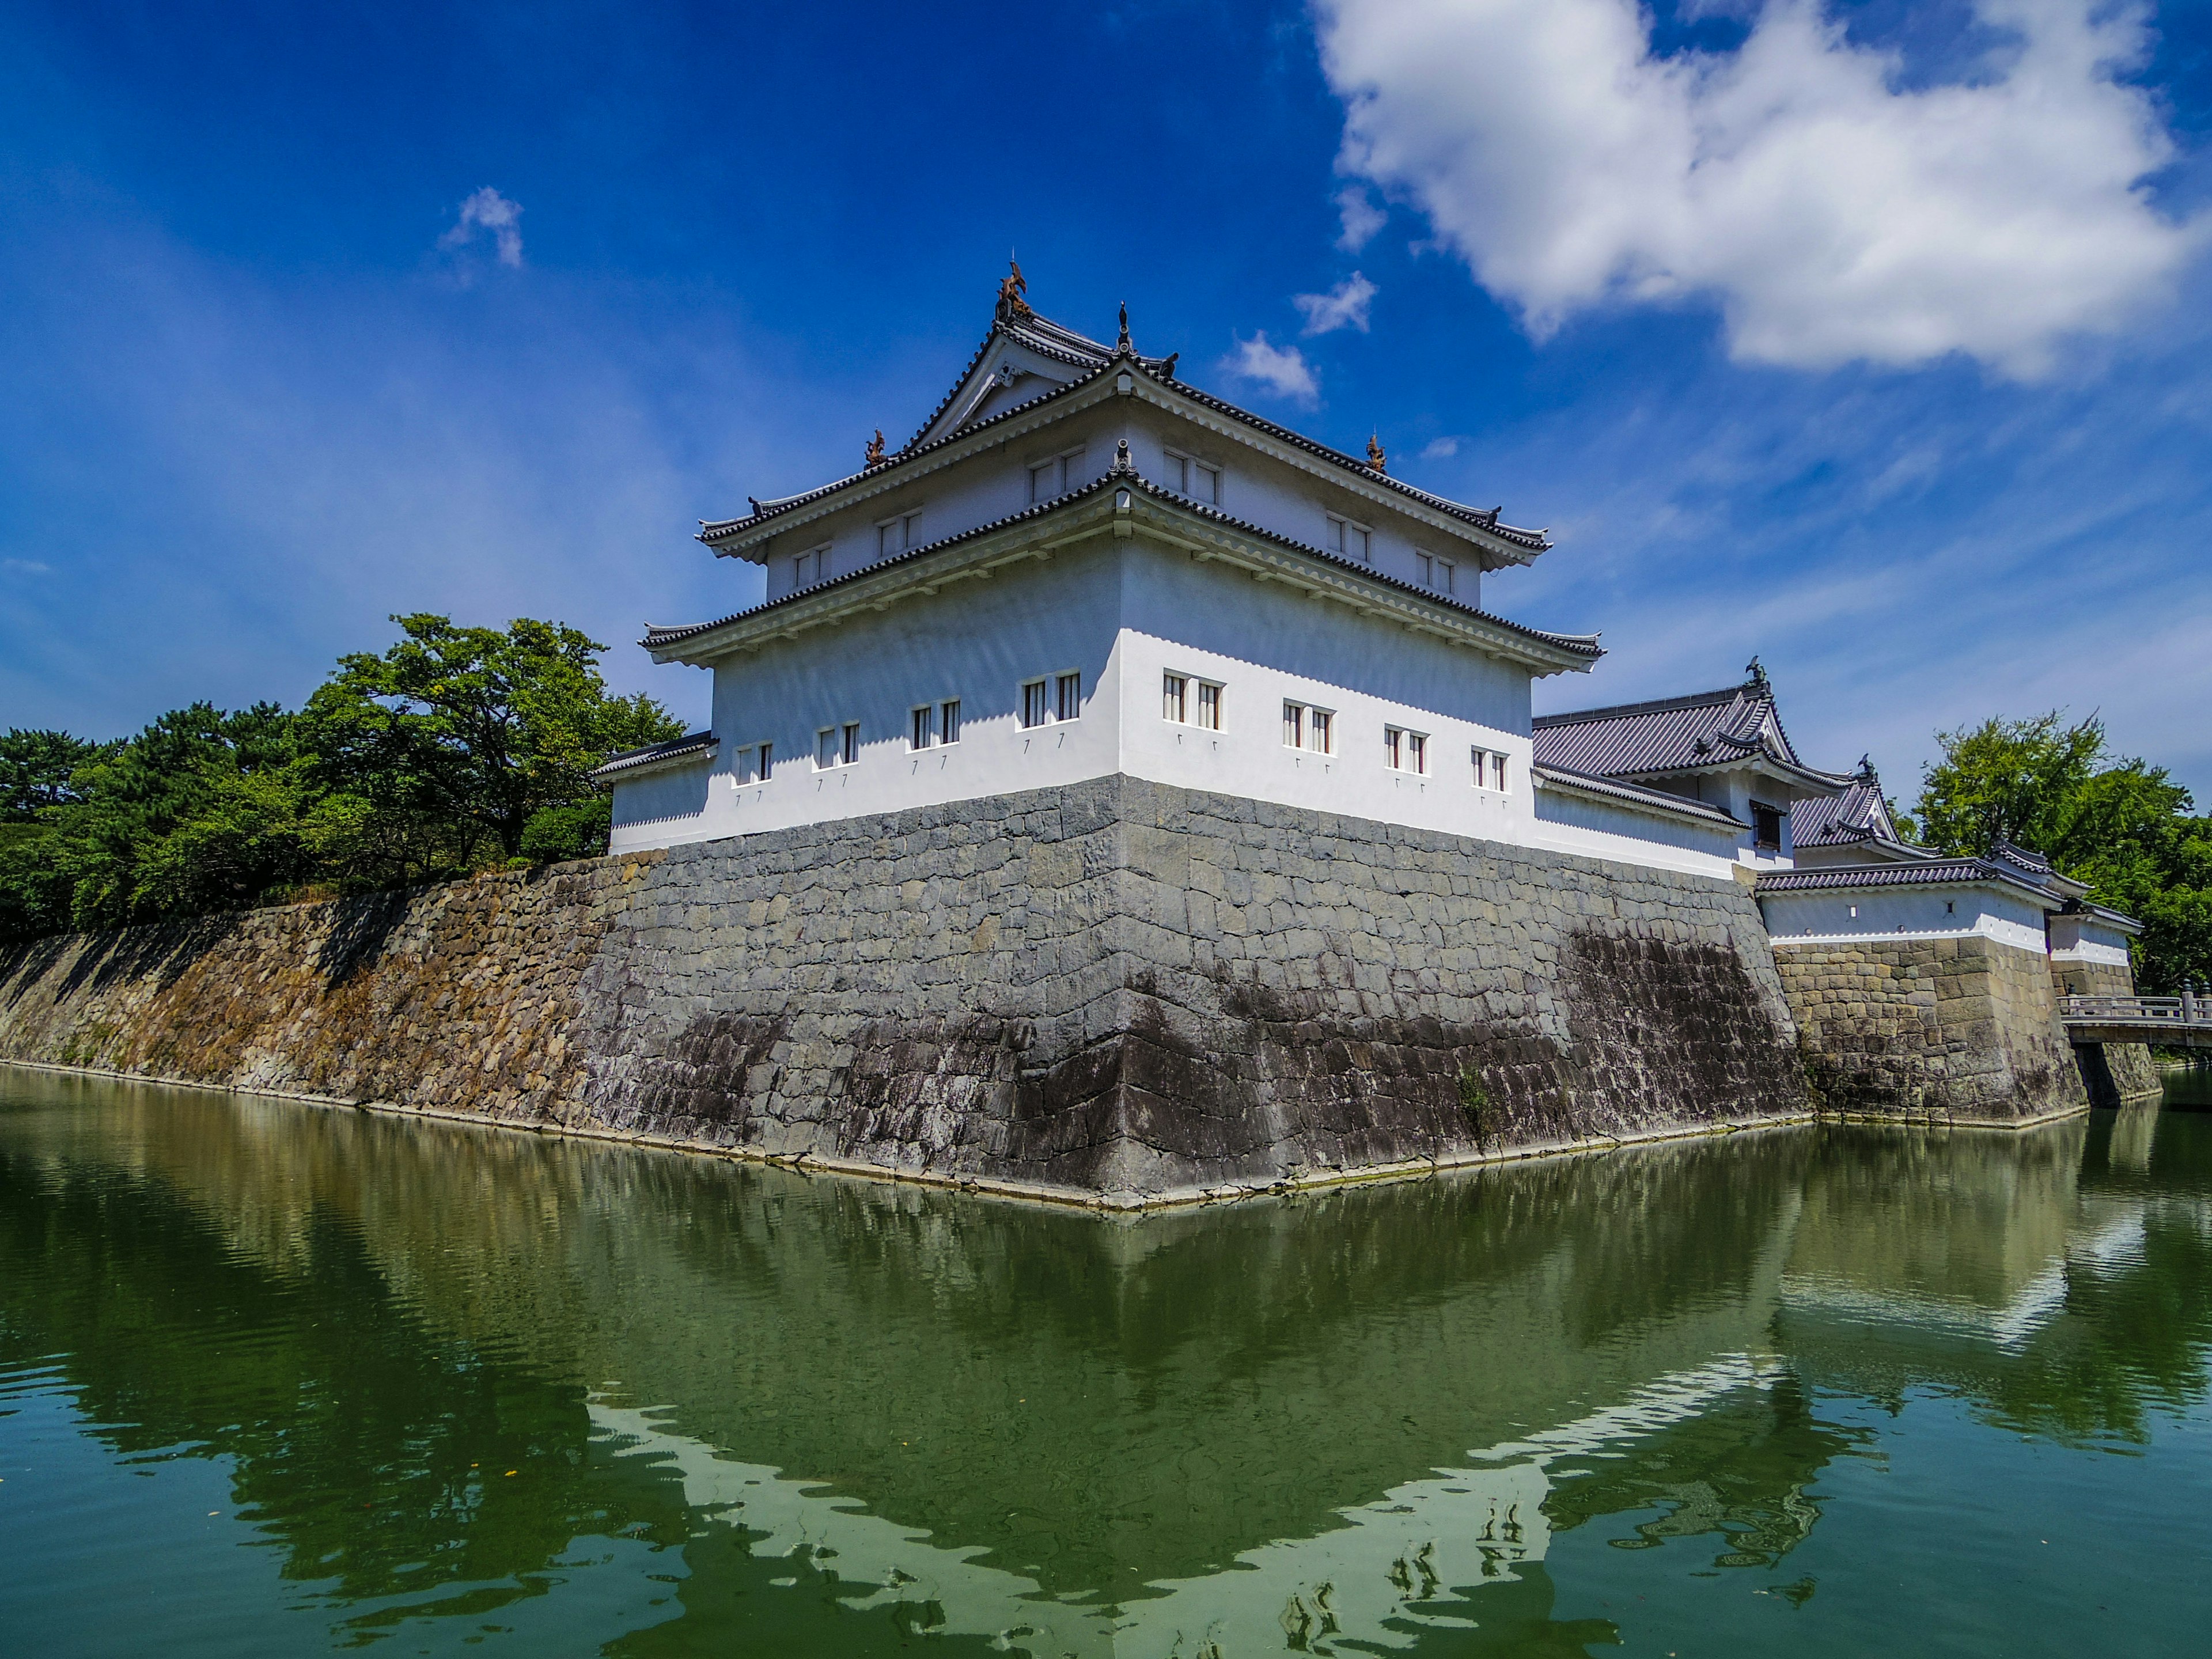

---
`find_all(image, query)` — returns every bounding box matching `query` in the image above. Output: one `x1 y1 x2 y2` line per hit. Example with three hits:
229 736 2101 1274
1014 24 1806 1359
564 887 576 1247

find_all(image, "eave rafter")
653 482 1597 678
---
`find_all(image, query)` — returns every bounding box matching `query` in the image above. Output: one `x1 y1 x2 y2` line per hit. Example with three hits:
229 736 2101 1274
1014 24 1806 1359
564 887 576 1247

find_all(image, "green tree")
47 702 321 931
0 728 101 820
1912 713 2212 993
304 614 681 865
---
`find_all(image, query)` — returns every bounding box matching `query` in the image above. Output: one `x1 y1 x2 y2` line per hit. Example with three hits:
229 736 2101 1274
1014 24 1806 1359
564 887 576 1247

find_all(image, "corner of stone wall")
1772 933 2087 1122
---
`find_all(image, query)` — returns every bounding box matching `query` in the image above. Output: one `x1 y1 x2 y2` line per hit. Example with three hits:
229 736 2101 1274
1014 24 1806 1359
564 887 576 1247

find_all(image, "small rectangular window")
736 744 757 783
817 728 840 770
940 699 960 744
1327 515 1346 554
1309 708 1332 754
1437 558 1455 595
758 741 772 779
1194 462 1220 505
878 514 921 556
1163 453 1188 494
1282 701 1304 750
1418 554 1433 587
1491 751 1507 791
1385 726 1403 770
1752 801 1783 851
843 722 860 766
1407 732 1427 773
1196 681 1221 730
911 705 934 751
1329 516 1372 561
1022 679 1048 729
1056 671 1081 722
1163 672 1188 724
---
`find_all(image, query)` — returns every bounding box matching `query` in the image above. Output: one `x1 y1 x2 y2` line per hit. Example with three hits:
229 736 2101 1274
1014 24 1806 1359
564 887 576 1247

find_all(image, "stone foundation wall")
1774 934 2087 1121
3 777 1817 1202
2051 959 2159 1100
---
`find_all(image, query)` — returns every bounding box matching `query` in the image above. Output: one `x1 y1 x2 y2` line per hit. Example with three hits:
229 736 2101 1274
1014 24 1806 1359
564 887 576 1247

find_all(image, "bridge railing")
2061 994 2206 1027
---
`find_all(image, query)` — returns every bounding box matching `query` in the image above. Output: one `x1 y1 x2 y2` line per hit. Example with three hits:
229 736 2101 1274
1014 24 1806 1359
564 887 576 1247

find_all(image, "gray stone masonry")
1 777 1820 1201
571 775 1812 1196
1774 934 2087 1122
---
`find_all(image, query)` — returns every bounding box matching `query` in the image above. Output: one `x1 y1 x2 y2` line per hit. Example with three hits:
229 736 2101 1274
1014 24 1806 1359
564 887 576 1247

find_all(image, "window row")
1162 672 1222 730
1022 672 1084 729
1282 699 1334 755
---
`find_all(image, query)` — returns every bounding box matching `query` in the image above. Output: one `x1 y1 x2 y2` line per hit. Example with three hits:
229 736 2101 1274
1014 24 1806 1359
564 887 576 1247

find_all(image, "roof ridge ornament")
863 428 887 468
996 258 1033 324
1117 301 1132 353
1367 432 1387 474
1745 655 1768 687
1109 437 1137 478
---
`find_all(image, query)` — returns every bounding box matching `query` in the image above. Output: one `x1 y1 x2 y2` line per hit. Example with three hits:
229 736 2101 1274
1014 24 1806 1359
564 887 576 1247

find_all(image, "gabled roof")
588 730 717 782
696 274 1550 558
643 461 1601 672
1790 758 1916 851
1531 672 1846 792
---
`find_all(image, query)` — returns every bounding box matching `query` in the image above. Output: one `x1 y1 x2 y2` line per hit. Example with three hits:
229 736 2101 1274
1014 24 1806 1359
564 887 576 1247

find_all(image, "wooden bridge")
2061 992 2212 1049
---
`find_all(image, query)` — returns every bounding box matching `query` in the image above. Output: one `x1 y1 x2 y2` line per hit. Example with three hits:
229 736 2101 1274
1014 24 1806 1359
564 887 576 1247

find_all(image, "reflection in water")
2 1068 2210 1657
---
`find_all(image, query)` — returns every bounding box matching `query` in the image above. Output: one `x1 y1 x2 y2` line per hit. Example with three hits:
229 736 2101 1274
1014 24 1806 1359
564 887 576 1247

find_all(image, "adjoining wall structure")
2048 908 2158 1103
0 779 1810 1207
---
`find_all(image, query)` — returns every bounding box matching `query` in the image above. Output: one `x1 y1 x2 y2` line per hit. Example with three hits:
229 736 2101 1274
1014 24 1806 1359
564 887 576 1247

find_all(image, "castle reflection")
2 1071 2207 1656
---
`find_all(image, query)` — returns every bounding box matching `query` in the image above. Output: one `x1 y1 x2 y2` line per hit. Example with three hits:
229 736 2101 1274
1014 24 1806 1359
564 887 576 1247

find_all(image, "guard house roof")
697 267 1551 568
1787 757 1936 862
1531 671 1848 794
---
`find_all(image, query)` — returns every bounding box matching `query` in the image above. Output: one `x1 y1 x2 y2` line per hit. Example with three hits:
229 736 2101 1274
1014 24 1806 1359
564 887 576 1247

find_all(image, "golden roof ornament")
995 258 1033 324
863 428 887 468
1366 432 1387 474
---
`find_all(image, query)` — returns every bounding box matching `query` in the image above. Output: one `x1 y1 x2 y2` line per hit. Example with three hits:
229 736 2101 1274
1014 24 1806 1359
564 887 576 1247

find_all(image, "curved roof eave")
646 468 1600 672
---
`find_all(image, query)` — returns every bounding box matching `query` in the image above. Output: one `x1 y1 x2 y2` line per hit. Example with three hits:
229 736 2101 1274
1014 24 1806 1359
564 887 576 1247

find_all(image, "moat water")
3 1069 2209 1657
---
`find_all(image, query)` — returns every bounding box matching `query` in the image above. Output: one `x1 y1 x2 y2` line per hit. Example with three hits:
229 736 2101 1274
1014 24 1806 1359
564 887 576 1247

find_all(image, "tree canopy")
1906 713 2212 993
0 615 683 945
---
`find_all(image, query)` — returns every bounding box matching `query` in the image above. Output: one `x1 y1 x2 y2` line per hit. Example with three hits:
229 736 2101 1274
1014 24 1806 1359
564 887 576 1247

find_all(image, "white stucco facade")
608 287 1790 889
1759 881 2056 955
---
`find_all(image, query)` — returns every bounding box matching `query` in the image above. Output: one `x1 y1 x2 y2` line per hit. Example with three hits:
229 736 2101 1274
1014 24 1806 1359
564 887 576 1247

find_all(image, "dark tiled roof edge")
702 309 1547 551
1531 764 1743 827
1532 684 1755 728
646 469 1602 660
1755 858 2055 897
589 731 717 780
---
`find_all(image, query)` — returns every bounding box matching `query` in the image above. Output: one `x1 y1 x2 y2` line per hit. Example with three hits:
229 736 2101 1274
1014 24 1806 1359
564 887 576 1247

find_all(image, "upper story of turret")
694 263 1555 616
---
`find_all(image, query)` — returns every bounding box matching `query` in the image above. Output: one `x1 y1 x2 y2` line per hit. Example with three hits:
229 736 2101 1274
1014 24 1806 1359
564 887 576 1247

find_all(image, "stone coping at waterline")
0 1057 2090 1215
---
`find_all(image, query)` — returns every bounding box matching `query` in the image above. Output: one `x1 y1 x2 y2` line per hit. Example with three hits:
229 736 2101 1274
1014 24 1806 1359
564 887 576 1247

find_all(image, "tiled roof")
645 467 1602 662
1532 764 1743 827
1532 680 1797 776
699 300 1548 552
1755 858 2050 896
1790 762 1901 848
588 731 717 781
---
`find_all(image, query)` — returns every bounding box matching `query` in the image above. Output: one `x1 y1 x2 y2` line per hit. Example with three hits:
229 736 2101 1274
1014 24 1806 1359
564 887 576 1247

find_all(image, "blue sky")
3 0 2209 801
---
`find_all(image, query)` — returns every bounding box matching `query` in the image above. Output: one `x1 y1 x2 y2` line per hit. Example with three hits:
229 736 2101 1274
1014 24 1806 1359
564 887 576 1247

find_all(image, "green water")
2 1070 2208 1657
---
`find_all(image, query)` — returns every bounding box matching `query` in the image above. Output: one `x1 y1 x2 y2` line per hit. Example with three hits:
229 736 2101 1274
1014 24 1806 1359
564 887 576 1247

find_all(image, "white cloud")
1420 436 1459 459
1222 332 1321 403
2 557 52 575
1294 272 1378 335
1336 185 1387 251
1316 0 2205 375
438 187 525 268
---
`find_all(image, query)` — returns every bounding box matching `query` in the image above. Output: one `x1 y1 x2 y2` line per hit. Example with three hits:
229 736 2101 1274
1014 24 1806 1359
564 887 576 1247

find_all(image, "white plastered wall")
1760 884 2053 955
611 533 1742 884
2047 914 2134 968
